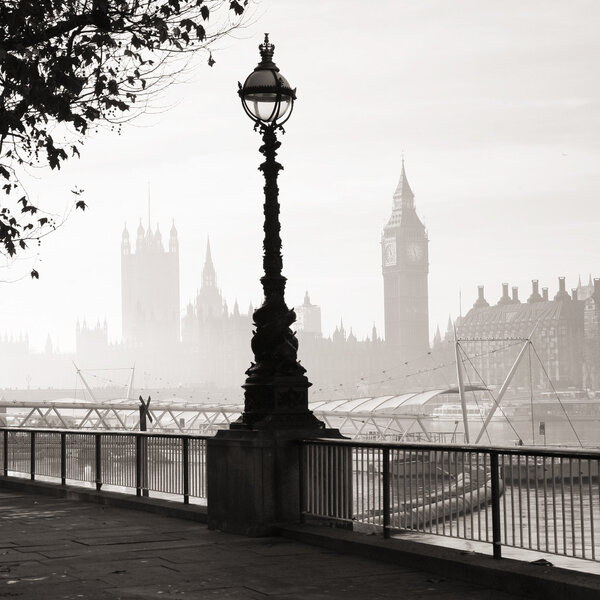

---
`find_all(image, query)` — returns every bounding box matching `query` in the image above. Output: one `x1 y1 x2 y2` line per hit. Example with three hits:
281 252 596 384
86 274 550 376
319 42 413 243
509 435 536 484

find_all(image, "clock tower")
382 160 429 359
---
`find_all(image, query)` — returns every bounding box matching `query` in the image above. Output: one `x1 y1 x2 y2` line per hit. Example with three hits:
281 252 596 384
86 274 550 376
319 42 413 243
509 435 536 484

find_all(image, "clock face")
383 239 396 266
406 242 423 261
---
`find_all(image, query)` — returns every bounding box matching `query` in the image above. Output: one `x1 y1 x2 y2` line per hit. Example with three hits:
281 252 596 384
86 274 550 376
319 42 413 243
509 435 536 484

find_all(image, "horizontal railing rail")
300 438 600 562
0 427 208 504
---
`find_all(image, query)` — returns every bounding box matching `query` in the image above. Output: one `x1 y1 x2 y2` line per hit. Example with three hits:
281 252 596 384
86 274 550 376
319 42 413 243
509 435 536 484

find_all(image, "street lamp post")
235 34 322 431
207 36 341 534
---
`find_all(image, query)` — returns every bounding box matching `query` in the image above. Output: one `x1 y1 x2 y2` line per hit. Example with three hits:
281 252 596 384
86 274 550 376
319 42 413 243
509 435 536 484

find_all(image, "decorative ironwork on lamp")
238 34 296 128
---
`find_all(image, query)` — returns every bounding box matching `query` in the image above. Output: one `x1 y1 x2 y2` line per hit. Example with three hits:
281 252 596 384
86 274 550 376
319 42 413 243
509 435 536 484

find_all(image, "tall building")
381 160 429 360
295 291 322 338
121 220 180 347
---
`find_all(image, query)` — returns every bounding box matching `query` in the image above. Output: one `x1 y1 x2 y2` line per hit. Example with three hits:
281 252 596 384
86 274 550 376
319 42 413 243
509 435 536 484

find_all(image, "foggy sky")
1 0 599 362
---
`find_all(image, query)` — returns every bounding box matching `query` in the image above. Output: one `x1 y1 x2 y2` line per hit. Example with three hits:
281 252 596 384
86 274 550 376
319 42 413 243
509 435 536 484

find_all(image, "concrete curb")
0 476 207 522
278 523 600 600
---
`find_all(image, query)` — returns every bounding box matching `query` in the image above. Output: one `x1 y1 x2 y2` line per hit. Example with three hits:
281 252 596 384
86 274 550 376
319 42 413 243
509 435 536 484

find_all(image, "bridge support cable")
460 351 492 446
454 325 469 443
529 343 583 447
529 343 536 444
474 324 539 444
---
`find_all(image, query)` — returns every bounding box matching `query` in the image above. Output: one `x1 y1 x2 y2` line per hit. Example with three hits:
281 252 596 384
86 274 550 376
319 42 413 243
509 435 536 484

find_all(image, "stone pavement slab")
0 490 527 600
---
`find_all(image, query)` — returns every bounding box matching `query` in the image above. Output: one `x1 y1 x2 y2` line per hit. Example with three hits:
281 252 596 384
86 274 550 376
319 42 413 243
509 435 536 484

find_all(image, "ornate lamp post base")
235 375 323 430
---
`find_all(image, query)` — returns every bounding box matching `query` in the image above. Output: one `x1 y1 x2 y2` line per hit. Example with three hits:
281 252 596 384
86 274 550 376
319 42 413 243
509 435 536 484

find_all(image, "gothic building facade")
17 163 600 398
46 165 432 394
121 220 180 348
181 239 253 388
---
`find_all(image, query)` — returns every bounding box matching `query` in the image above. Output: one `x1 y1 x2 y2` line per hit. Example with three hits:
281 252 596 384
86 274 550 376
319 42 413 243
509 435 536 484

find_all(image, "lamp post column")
235 123 321 430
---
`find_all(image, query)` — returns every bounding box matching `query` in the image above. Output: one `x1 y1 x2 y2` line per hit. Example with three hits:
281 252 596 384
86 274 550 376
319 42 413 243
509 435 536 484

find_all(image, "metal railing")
0 428 208 503
301 439 600 562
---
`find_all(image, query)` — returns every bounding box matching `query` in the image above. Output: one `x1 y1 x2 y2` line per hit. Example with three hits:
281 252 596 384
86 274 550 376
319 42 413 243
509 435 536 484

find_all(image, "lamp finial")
259 33 275 64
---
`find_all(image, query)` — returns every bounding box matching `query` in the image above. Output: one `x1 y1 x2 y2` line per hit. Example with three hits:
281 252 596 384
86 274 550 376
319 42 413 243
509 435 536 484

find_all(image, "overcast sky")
1 0 599 356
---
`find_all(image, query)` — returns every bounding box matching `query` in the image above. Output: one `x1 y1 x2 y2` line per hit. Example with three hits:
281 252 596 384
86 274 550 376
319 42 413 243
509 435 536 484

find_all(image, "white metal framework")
0 387 474 441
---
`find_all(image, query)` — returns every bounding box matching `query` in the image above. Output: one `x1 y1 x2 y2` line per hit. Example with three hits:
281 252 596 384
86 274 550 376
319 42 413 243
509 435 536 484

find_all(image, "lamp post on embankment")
206 35 342 535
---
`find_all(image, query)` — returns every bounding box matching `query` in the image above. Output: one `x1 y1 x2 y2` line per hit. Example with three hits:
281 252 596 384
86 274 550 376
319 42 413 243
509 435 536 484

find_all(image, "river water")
423 417 600 447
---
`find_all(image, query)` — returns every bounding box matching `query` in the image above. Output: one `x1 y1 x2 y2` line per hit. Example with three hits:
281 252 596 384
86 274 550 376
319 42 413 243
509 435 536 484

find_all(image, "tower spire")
385 157 420 229
205 236 213 265
393 157 414 207
202 236 216 288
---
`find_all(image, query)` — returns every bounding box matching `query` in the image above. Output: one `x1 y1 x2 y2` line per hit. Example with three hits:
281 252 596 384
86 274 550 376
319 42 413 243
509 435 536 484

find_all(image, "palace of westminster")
2 162 600 398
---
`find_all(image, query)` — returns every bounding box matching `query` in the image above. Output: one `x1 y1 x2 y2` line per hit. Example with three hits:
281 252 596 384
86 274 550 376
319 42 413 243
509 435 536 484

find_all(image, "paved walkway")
0 490 528 600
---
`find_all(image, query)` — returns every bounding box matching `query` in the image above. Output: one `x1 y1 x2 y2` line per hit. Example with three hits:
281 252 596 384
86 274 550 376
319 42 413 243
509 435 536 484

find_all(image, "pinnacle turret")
155 224 163 250
122 222 131 255
202 237 216 288
444 315 454 341
169 219 178 253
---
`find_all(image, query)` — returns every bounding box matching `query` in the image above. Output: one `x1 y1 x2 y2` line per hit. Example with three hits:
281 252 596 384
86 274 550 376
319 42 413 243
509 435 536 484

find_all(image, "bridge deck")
0 490 528 599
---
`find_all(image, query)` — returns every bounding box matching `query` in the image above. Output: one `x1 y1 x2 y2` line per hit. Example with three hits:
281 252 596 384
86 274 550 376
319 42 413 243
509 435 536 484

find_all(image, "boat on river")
397 467 502 528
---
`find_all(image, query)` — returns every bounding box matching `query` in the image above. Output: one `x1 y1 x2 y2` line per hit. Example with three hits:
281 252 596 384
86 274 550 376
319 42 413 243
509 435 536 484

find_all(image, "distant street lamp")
235 34 322 430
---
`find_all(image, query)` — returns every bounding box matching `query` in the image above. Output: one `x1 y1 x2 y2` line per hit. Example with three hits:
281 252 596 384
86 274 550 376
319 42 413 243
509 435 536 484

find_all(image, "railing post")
490 451 502 559
95 433 102 491
3 430 8 476
136 434 142 497
298 441 305 523
60 432 66 485
141 434 148 497
30 431 36 481
182 437 189 505
383 446 390 539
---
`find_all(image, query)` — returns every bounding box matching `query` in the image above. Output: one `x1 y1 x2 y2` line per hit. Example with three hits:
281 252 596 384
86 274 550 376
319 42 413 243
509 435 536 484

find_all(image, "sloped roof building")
457 278 584 390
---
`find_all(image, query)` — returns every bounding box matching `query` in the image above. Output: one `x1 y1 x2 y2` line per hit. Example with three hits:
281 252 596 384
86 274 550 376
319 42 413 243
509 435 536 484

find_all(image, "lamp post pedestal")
236 374 320 430
207 425 343 536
